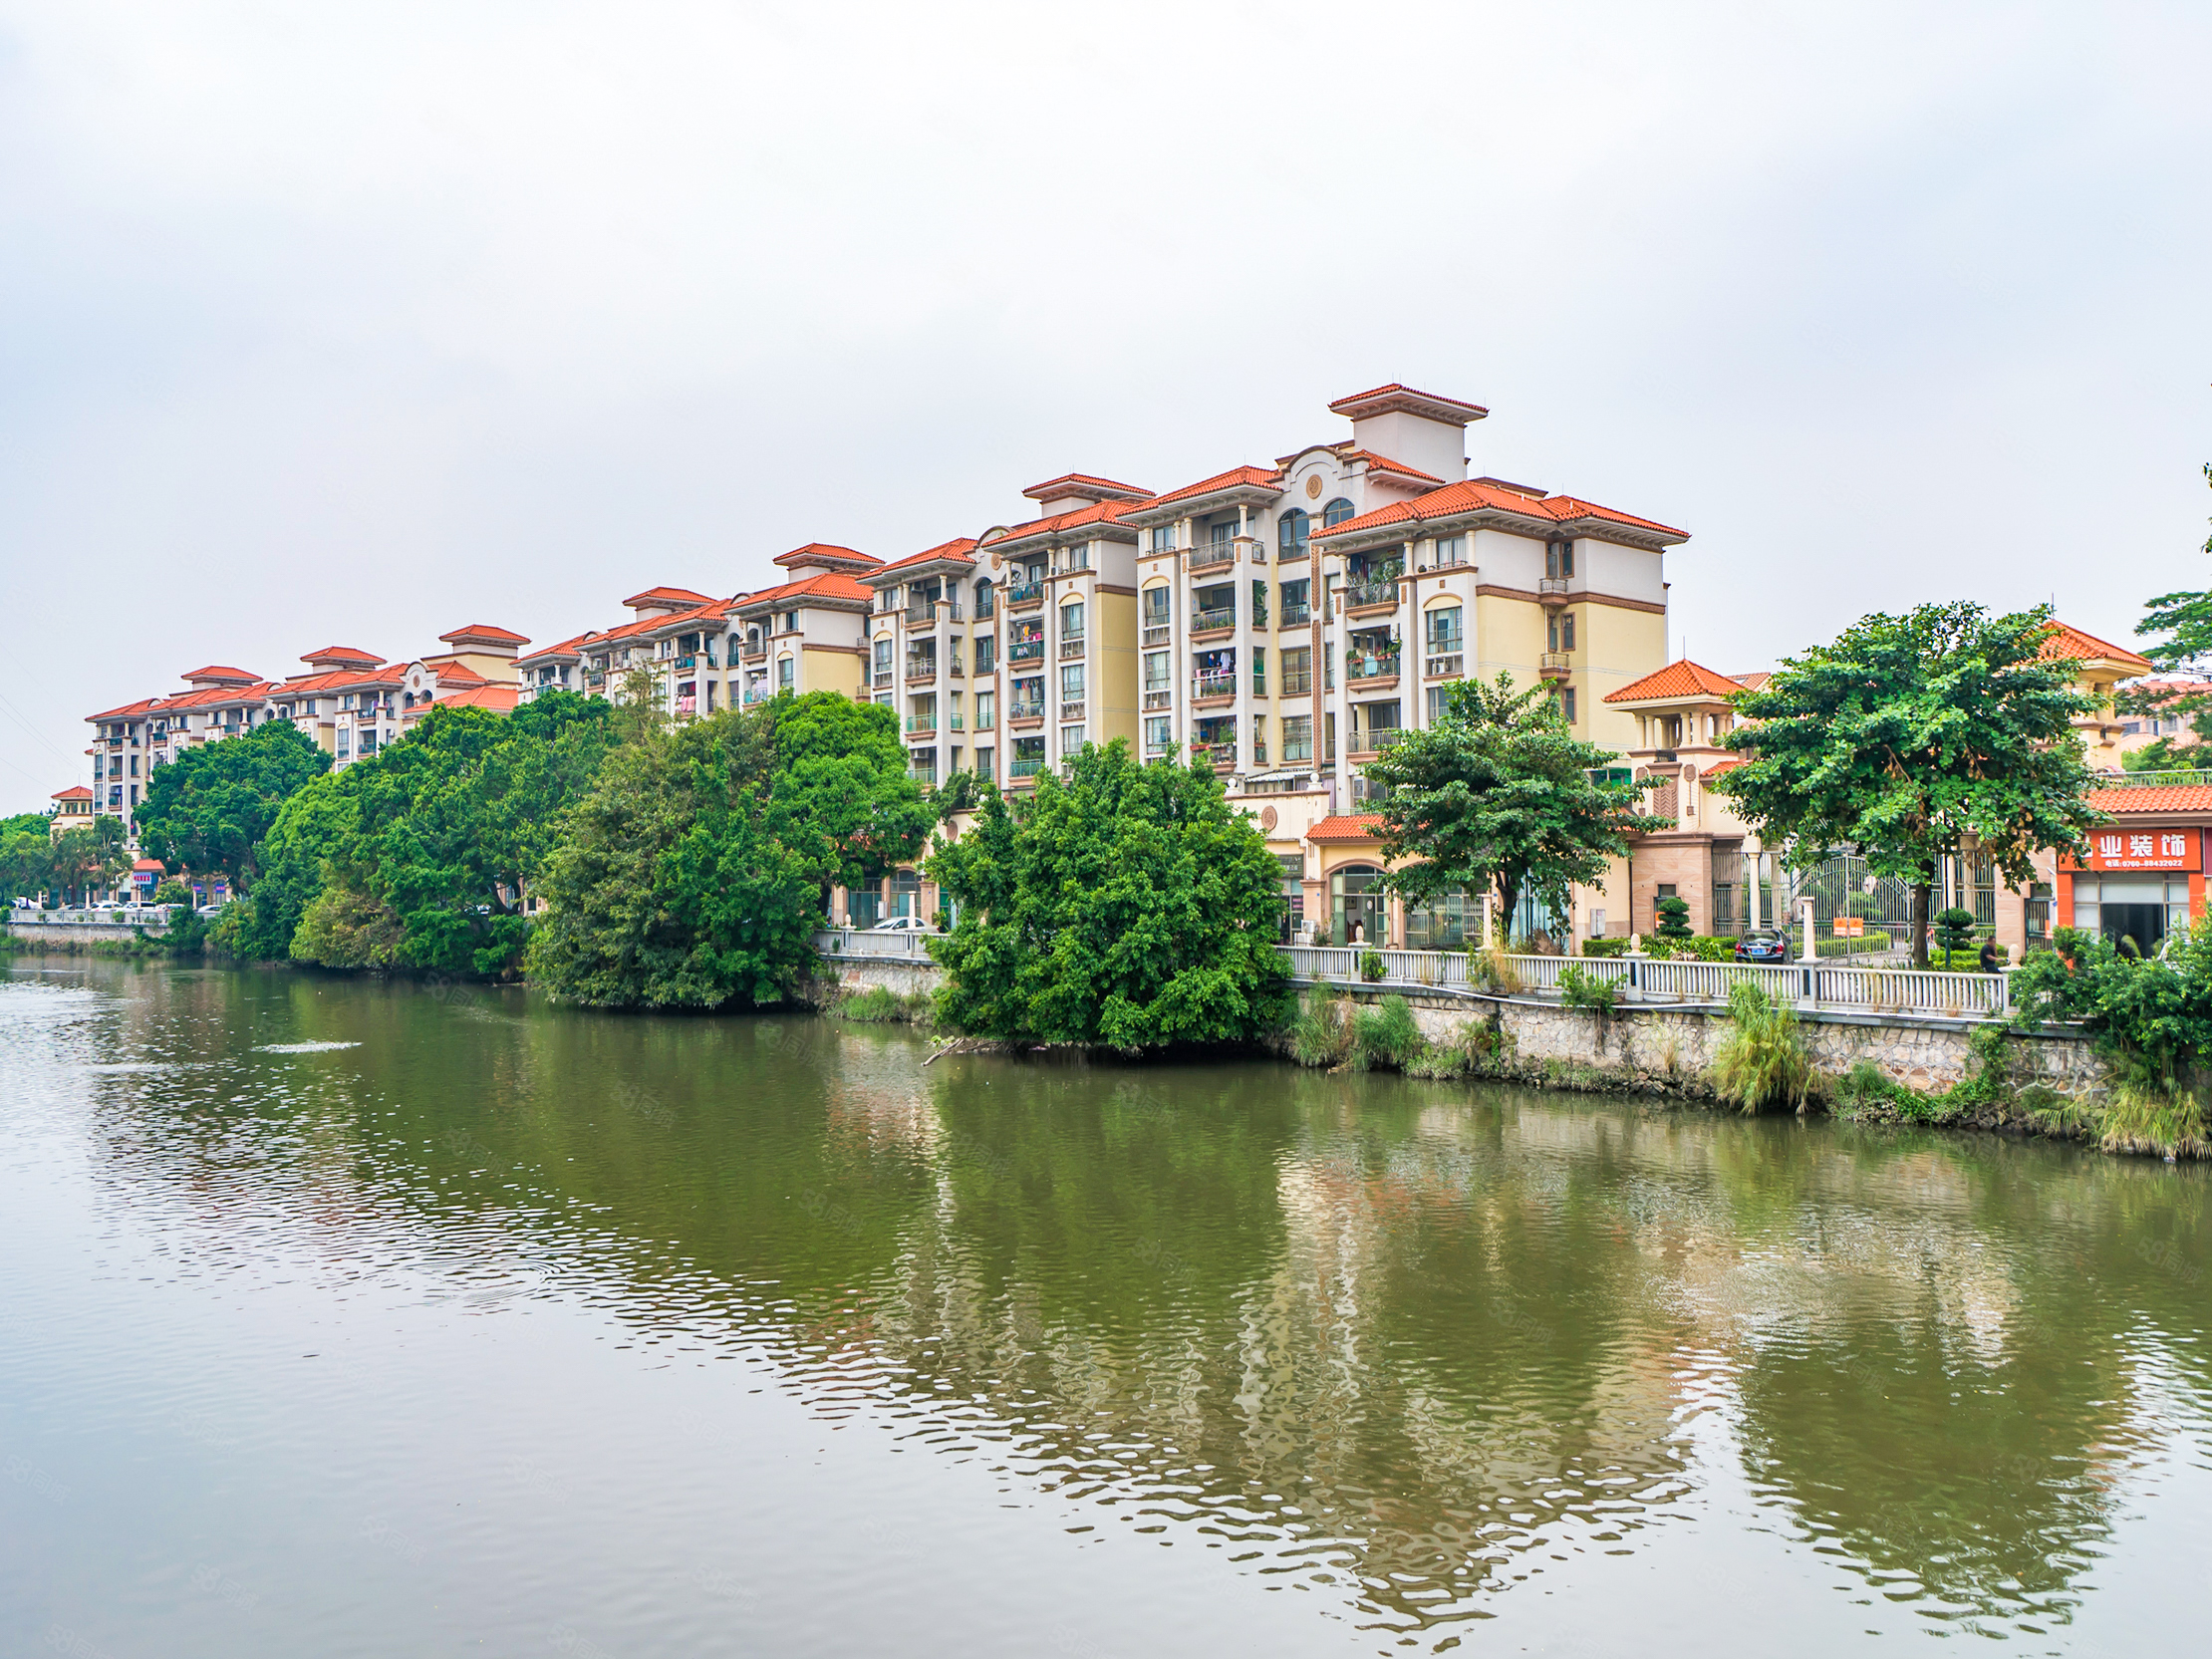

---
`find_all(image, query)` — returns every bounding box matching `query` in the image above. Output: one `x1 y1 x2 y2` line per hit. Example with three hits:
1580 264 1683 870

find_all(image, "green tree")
528 693 930 1008
2115 463 2212 759
1361 674 1666 944
136 720 330 894
0 811 54 904
1654 895 1693 940
1715 603 2097 969
926 740 1289 1049
45 823 129 904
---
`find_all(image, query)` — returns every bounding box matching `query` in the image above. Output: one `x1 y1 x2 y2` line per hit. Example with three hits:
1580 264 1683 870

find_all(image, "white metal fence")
814 927 938 960
1282 946 2012 1019
9 905 179 929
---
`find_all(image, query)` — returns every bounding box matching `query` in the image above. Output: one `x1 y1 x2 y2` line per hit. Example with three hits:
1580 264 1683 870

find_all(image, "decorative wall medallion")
1260 805 1278 832
1304 475 1323 500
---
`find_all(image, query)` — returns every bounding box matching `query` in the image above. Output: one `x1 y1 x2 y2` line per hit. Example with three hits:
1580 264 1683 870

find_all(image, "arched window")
1329 863 1389 947
974 577 993 619
1277 509 1309 559
1322 497 1356 529
889 867 923 921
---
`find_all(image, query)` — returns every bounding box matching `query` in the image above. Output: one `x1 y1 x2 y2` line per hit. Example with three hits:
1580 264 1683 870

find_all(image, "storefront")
2059 792 2210 953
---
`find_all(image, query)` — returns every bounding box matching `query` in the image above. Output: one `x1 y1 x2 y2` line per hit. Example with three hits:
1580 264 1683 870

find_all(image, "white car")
868 916 932 933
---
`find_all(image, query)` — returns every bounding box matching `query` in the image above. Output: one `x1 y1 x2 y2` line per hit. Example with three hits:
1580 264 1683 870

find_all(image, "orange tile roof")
1731 672 1773 692
981 495 1155 550
1152 465 1285 508
132 857 165 872
1699 757 1746 778
622 586 716 610
433 684 521 713
52 786 93 800
178 665 261 684
273 666 401 694
516 631 600 664
428 659 487 687
873 536 980 576
159 682 277 708
301 646 386 666
1342 449 1444 486
1021 472 1154 504
770 544 882 571
1604 660 1747 704
1314 477 1687 544
1327 384 1490 422
2085 786 2212 815
735 570 877 612
2040 621 2153 675
86 695 169 720
438 623 529 646
1306 813 1386 843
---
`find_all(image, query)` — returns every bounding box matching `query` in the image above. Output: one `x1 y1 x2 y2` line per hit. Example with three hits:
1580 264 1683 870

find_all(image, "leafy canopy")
528 692 932 1008
1361 674 1665 936
135 719 330 893
1715 602 2097 967
926 740 1289 1049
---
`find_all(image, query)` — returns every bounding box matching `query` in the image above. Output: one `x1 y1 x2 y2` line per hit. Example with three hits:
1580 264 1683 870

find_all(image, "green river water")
2 957 2208 1656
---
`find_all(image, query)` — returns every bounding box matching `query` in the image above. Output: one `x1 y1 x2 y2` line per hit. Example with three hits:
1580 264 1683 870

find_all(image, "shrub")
2098 1078 2209 1159
1710 979 1814 1114
1472 940 1522 994
1286 990 1354 1069
1358 949 1387 982
1934 907 1979 956
151 877 189 907
1815 931 1892 958
1581 936 1629 958
1353 995 1426 1070
1654 895 1693 939
1556 963 1618 1016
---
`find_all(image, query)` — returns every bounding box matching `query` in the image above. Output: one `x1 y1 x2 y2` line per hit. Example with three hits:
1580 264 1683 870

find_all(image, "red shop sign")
2065 828 2202 873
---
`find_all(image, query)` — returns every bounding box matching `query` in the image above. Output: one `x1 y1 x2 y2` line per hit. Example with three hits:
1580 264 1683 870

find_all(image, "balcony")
1142 689 1173 710
1009 702 1046 724
1344 578 1400 611
741 643 766 663
950 713 965 731
905 660 939 684
1142 624 1171 648
1196 742 1237 771
974 595 995 620
1059 700 1085 721
676 654 696 669
1008 757 1045 778
1346 653 1402 685
1191 671 1236 701
1538 577 1571 601
973 710 993 731
1192 606 1236 635
1425 652 1464 679
1186 542 1238 573
1349 725 1406 757
1008 639 1046 663
1279 670 1312 695
1423 550 1470 572
1059 635 1085 660
873 671 895 690
1006 582 1046 609
1279 604 1310 628
1539 652 1572 677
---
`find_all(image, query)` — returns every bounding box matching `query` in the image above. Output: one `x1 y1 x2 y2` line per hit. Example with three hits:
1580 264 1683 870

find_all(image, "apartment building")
732 546 880 708
517 587 738 717
859 537 984 786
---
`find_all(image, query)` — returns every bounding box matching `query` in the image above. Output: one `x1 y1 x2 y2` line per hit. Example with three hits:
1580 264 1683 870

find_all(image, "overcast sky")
2 1 2208 813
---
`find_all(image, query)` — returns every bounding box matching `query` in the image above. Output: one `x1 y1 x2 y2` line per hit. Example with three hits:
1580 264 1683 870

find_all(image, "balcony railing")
1006 582 1045 608
974 595 994 619
950 713 965 731
1192 671 1236 699
1008 639 1045 663
973 710 993 730
1143 624 1171 647
1344 578 1400 609
1347 654 1401 682
1538 577 1571 598
1186 542 1238 572
1059 700 1085 721
1193 607 1236 633
2096 768 2212 789
1059 635 1085 660
1279 604 1310 627
1008 757 1045 778
1143 689 1173 709
1426 652 1464 678
1350 725 1406 754
904 715 938 733
1423 550 1470 571
1195 742 1237 769
1009 701 1045 723
1540 652 1572 674
905 661 939 682
1280 670 1312 695
873 671 894 689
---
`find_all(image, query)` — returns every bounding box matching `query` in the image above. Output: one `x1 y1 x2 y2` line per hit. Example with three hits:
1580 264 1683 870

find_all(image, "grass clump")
1353 995 1425 1070
1286 990 1355 1069
832 983 936 1026
1710 979 1814 1114
2097 1075 2210 1159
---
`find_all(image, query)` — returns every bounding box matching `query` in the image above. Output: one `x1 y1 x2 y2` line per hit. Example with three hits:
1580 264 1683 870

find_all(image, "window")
1060 600 1084 638
1142 586 1171 630
1277 509 1309 559
1426 606 1463 653
1545 539 1574 580
1150 526 1175 553
1324 641 1335 690
975 634 995 674
1547 612 1576 652
782 611 798 633
1322 497 1355 529
1145 715 1172 753
1281 646 1311 694
1426 686 1453 723
1060 663 1085 702
336 732 350 759
1060 724 1085 756
777 656 795 691
1011 735 1046 776
1209 518 1235 547
1279 577 1309 626
1282 713 1313 761
973 578 993 619
1326 711 1336 760
873 638 892 679
1406 887 1471 951
1251 647 1265 694
1251 578 1267 628
1011 676 1044 718
1143 651 1170 693
1558 687 1577 722
975 691 994 730
975 745 993 781
1435 534 1466 567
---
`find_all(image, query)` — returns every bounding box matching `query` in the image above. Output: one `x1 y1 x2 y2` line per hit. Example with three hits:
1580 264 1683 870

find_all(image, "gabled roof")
301 646 386 667
1021 473 1154 505
979 495 1154 552
2086 786 2212 815
1152 465 1285 508
873 537 980 578
428 659 487 688
272 665 402 695
438 623 530 647
2040 621 2153 676
160 682 276 709
433 684 521 714
1326 384 1490 424
86 695 168 721
1731 672 1773 692
178 665 261 685
516 631 600 665
770 544 882 572
1342 449 1444 487
1306 813 1386 843
622 586 717 611
735 571 877 613
1313 476 1687 545
52 786 94 801
1603 660 1748 705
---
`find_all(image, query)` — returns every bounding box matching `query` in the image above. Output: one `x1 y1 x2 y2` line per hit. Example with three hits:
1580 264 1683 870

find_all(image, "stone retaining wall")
811 954 943 1001
5 920 166 947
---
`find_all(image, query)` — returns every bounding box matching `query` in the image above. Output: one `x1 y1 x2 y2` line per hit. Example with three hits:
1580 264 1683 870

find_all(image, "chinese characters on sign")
2071 829 2201 873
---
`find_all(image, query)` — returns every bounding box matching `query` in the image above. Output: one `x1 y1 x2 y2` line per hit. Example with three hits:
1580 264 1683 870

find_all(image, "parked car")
868 915 932 933
1734 928 1792 964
